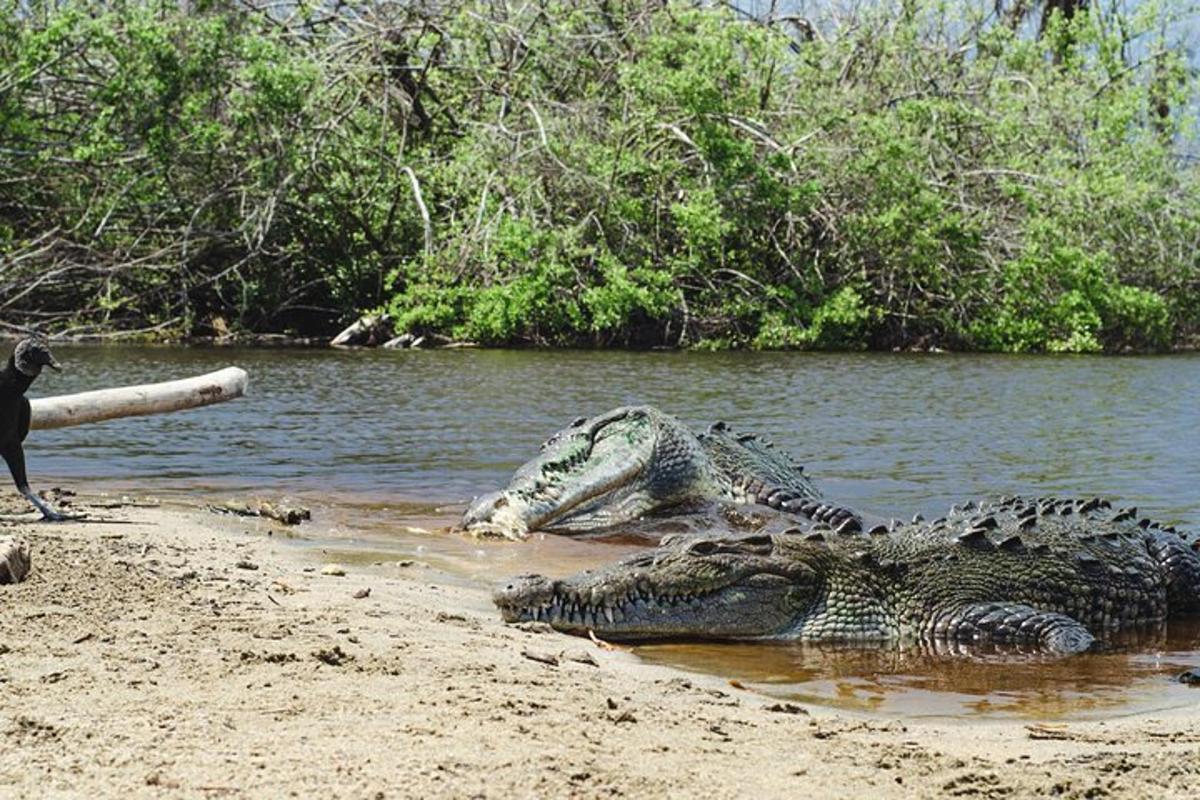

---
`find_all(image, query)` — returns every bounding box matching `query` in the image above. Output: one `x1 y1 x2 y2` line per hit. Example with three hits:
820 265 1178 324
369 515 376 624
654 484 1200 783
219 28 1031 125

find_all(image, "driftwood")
29 367 249 430
207 500 311 526
330 314 393 347
382 333 421 349
1 536 31 584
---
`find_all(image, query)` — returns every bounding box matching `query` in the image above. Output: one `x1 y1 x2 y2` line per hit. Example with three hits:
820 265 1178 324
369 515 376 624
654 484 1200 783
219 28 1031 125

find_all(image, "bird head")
12 337 62 378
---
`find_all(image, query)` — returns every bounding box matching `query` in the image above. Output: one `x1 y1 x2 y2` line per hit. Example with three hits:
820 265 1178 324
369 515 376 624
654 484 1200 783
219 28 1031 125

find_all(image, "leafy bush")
1 0 1196 351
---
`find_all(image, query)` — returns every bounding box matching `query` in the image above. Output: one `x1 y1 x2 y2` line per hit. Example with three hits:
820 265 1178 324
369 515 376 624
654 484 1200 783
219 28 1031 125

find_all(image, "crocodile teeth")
603 606 615 624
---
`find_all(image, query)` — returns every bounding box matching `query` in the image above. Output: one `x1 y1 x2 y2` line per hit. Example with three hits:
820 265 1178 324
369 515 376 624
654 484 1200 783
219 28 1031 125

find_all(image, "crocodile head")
461 406 717 538
493 532 827 639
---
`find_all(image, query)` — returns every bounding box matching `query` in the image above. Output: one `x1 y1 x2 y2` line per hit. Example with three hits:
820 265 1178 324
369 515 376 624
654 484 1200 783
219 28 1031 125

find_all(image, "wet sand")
2 493 1199 799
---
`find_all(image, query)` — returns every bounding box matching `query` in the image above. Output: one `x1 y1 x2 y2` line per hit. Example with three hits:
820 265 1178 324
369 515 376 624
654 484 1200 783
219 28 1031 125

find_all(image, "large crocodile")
494 496 1200 654
461 405 859 539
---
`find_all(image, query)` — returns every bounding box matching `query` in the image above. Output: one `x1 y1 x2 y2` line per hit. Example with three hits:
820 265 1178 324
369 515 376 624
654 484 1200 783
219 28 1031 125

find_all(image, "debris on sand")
1 536 30 584
312 645 353 666
520 648 560 667
208 500 311 526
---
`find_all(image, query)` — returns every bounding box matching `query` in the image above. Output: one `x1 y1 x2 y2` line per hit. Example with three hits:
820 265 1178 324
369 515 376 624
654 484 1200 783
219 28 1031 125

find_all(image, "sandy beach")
2 491 1199 799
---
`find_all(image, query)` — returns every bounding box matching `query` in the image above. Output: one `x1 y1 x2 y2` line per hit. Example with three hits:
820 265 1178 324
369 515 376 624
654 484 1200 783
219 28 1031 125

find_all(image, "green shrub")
1 0 1195 351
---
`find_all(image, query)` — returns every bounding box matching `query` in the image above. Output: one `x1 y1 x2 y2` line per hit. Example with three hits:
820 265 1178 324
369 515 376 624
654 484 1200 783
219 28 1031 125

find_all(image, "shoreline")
7 332 1200 355
2 491 1199 797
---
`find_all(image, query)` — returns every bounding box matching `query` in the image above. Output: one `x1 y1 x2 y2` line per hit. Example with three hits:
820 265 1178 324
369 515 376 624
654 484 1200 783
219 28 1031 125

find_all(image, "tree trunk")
29 367 249 430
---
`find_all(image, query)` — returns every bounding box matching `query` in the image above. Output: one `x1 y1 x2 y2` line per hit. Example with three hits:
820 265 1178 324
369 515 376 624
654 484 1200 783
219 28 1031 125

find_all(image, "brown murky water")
29 345 1200 719
632 624 1200 719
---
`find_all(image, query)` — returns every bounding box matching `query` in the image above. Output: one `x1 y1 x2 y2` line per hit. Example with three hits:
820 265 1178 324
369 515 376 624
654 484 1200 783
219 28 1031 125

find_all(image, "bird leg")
21 485 66 521
3 442 67 521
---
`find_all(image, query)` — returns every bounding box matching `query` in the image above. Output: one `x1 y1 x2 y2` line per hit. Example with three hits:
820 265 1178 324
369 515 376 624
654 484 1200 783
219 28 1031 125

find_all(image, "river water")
25 344 1200 718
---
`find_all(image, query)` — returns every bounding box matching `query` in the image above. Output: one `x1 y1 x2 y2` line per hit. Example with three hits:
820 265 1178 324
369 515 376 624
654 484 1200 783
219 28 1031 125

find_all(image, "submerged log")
29 367 248 430
1 536 31 584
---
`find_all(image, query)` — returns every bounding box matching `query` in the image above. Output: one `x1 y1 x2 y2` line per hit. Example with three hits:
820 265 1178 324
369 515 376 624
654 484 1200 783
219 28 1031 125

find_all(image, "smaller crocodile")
461 405 857 539
494 496 1200 654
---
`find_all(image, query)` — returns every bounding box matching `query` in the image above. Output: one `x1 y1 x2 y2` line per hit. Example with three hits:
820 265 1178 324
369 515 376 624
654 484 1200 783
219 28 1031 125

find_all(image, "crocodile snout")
493 574 554 621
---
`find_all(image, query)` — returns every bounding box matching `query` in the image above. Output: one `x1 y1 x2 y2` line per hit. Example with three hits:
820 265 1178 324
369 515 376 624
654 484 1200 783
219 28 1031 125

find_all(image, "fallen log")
29 367 249 430
1 536 30 584
330 313 392 347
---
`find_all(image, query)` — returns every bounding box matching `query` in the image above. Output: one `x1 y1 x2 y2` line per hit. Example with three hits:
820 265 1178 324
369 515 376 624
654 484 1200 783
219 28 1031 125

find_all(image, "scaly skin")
461 406 854 539
494 496 1200 654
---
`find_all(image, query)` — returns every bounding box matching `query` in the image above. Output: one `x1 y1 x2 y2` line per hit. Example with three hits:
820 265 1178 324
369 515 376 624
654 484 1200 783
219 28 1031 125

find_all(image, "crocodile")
494 496 1200 654
461 405 859 539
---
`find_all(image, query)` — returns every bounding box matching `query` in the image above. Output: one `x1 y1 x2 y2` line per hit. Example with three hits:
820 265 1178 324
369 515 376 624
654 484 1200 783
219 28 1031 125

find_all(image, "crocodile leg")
928 602 1096 654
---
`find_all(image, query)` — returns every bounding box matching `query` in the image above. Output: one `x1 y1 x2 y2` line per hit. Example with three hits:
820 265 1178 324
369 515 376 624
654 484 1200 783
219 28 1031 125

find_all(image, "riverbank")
2 492 1199 798
8 330 1200 353
7 3 1200 356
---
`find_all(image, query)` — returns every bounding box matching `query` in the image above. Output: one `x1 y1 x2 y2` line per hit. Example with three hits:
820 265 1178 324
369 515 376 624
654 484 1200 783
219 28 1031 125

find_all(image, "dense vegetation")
1 0 1197 351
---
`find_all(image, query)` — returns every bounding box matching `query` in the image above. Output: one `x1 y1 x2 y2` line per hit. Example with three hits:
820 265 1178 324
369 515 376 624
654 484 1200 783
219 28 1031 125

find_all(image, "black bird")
1 337 66 520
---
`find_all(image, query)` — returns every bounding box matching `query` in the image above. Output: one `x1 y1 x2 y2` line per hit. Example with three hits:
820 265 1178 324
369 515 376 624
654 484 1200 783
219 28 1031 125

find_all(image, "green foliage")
1 0 1197 351
753 287 879 350
971 228 1173 353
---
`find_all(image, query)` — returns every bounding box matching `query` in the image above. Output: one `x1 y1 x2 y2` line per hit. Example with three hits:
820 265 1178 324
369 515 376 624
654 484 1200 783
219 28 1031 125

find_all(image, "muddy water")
632 622 1200 719
27 344 1200 718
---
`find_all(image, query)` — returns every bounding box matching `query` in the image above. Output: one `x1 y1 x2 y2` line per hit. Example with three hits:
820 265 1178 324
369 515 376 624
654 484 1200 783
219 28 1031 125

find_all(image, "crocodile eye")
741 535 773 548
687 540 720 556
570 416 587 427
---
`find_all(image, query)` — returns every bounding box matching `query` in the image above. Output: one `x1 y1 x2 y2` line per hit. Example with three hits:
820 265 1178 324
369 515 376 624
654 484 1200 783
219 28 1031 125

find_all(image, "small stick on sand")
588 629 627 651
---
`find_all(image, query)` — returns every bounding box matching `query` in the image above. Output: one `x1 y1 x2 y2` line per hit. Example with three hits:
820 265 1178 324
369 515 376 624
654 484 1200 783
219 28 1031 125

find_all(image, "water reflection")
633 620 1200 719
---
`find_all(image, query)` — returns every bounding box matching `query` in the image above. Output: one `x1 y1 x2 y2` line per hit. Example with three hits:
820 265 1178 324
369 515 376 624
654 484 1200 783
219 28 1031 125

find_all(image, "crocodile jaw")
493 535 820 640
461 407 689 537
494 573 806 640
